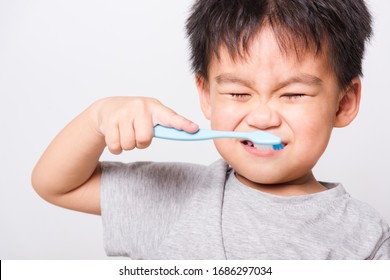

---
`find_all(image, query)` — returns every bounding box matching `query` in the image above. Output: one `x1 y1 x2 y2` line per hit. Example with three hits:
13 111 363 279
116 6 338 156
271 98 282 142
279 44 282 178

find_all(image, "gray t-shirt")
101 159 390 259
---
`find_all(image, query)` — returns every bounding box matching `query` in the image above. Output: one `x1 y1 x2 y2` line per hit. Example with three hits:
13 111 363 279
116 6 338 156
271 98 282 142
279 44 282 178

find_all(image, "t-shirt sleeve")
100 161 205 259
371 234 390 259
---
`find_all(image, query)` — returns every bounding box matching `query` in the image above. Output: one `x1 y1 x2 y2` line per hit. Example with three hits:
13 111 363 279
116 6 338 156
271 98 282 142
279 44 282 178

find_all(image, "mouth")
240 140 286 153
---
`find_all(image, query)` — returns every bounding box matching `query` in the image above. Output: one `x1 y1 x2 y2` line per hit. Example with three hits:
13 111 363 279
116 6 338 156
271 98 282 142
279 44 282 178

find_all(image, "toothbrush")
153 125 283 150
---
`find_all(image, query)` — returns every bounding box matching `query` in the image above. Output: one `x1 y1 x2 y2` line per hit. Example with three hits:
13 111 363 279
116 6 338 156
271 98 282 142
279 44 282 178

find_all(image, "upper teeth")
253 144 274 151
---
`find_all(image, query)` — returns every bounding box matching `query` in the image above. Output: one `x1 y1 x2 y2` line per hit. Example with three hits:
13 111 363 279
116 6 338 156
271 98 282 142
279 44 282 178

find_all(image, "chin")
233 165 280 184
234 162 310 185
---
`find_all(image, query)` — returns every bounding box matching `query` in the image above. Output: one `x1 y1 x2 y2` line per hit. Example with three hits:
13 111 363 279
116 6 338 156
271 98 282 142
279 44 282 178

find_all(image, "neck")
235 172 326 196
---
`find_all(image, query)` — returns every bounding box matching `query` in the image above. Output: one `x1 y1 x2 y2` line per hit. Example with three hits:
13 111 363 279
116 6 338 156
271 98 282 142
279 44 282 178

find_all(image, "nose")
245 102 281 130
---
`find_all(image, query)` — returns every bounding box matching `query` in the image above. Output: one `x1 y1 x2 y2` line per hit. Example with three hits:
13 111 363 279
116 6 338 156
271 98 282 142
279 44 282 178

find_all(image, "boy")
32 0 390 259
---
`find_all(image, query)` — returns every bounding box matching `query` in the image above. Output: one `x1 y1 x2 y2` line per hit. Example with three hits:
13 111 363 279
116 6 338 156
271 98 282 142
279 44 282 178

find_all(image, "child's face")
197 27 360 192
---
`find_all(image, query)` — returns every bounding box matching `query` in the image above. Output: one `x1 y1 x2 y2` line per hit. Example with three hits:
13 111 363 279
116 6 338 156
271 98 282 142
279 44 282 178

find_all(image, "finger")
154 107 199 133
133 115 154 149
104 123 122 154
119 120 136 151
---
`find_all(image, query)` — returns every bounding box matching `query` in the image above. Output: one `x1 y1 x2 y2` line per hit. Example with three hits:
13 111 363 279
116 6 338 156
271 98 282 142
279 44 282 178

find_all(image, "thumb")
153 106 199 133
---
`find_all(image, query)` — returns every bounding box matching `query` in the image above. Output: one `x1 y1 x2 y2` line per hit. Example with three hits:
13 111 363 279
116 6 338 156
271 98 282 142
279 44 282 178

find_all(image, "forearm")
32 101 105 200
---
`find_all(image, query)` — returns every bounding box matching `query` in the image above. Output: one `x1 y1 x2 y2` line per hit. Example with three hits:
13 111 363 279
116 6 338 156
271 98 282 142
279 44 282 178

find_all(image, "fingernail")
189 122 199 131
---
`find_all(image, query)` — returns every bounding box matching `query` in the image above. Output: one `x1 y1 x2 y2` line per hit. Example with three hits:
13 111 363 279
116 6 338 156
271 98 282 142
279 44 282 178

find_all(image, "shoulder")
336 189 390 259
341 194 389 231
321 183 388 230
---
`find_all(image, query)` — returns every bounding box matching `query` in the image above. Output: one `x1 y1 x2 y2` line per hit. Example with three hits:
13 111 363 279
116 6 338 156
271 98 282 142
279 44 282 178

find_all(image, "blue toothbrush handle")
153 125 220 141
153 124 282 146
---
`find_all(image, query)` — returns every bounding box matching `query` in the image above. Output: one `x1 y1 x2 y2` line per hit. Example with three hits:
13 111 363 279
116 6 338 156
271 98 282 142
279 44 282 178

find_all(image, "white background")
0 0 389 259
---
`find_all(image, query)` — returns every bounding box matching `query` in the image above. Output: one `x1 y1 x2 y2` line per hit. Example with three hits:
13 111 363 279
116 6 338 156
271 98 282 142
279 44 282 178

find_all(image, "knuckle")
122 140 136 151
131 97 155 111
136 138 151 149
135 132 153 149
108 144 122 155
105 137 122 154
146 97 161 106
131 97 144 108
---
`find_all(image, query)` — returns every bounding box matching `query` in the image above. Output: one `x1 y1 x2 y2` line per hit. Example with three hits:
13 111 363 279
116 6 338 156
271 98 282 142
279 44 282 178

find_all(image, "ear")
196 74 212 120
334 77 361 128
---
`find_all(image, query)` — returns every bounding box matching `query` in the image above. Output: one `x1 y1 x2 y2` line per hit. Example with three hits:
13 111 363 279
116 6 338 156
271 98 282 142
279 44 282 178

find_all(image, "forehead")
208 26 334 83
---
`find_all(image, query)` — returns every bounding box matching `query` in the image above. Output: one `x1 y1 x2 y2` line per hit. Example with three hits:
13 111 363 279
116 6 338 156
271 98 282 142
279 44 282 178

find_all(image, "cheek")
213 138 235 159
209 101 245 130
289 106 335 154
288 100 336 130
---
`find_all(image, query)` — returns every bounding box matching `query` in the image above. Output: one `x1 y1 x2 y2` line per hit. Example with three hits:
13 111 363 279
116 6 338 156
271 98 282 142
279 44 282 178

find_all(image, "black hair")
186 0 372 87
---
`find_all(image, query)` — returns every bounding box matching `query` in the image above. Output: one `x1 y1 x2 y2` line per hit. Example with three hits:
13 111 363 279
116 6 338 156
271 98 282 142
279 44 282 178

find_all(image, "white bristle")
254 144 273 151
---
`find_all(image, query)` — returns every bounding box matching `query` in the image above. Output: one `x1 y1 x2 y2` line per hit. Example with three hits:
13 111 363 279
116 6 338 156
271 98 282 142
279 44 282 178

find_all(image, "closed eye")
282 93 306 100
230 93 251 99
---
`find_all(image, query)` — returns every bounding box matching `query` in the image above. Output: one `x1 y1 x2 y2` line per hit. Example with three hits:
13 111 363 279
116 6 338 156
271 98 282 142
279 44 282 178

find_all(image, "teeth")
253 144 274 151
242 140 275 150
242 140 254 147
247 141 254 147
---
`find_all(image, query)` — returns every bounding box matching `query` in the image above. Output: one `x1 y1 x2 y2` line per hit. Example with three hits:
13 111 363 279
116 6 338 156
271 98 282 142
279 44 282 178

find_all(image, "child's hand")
94 97 199 154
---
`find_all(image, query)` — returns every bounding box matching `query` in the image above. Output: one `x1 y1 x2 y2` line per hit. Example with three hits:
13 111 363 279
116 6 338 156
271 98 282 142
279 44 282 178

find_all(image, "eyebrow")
215 73 323 89
215 74 254 88
276 74 323 89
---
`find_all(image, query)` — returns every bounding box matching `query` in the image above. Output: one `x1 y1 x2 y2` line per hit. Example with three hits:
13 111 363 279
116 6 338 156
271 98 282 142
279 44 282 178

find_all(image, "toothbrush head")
243 130 284 151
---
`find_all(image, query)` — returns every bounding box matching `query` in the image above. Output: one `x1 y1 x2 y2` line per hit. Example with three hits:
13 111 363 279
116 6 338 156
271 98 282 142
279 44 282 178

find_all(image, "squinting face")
198 27 359 194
